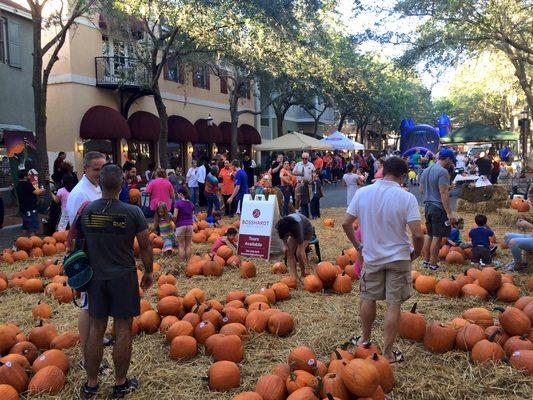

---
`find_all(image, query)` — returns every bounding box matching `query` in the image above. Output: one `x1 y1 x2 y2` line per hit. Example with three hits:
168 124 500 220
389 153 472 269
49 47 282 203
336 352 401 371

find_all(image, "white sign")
237 194 279 260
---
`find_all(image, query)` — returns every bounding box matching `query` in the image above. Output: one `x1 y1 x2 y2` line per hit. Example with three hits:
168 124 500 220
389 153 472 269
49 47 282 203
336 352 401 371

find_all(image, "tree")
26 0 96 180
389 0 532 114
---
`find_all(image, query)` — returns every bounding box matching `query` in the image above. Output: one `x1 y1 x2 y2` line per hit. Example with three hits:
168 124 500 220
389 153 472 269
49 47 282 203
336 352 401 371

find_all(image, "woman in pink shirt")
51 175 77 231
145 169 175 211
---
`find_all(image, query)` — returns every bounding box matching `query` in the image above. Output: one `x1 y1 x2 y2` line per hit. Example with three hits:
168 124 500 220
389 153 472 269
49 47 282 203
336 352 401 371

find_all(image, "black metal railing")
95 56 150 88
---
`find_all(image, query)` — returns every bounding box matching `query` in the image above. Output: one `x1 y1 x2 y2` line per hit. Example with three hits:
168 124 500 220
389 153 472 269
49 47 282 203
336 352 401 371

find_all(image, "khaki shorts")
175 225 193 237
359 260 411 304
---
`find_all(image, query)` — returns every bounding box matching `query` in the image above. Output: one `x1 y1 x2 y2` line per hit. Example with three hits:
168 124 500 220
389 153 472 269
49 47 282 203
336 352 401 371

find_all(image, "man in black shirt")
270 154 284 187
16 169 45 235
475 154 492 177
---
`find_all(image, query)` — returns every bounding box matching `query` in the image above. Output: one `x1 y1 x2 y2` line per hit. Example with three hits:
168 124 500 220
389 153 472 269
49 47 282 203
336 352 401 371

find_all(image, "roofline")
0 1 32 21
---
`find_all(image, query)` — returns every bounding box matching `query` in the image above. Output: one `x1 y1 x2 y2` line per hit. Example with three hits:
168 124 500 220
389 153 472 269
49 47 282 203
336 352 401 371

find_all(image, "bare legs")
359 299 376 343
423 235 441 265
177 235 192 263
112 318 133 386
78 309 90 362
287 237 298 284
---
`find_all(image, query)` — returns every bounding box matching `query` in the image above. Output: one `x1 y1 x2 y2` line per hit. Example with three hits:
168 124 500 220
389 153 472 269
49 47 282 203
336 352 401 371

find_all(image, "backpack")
62 202 93 306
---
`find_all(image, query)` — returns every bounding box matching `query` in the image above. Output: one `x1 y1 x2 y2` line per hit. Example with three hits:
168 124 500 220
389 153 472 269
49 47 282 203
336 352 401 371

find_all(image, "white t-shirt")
343 173 359 206
456 154 467 169
346 179 421 265
197 165 206 184
66 175 102 225
186 167 199 187
292 161 315 183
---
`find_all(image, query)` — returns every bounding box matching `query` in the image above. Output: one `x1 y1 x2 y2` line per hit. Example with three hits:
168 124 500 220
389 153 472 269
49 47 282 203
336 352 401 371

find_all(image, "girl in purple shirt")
173 187 195 262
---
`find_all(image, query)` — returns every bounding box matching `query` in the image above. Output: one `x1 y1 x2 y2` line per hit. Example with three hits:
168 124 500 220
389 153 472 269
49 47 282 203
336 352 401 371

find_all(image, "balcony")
95 56 150 89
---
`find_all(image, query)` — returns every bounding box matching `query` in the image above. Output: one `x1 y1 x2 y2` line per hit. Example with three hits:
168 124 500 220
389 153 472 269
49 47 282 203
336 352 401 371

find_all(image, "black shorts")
87 270 140 319
424 203 451 238
471 246 491 264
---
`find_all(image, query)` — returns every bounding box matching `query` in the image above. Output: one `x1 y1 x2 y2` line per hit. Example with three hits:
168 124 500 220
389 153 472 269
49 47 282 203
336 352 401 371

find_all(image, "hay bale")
457 198 508 214
458 184 508 203
495 207 533 226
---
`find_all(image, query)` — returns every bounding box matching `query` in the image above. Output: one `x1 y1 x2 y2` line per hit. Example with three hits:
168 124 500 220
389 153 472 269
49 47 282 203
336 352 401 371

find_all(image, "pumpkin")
28 322 57 350
438 245 450 259
233 392 263 400
511 198 524 209
0 355 29 370
222 308 248 325
423 322 456 353
435 277 461 298
159 316 179 333
43 263 61 278
157 296 183 316
212 334 244 363
398 303 426 342
280 276 298 289
194 320 216 344
446 318 470 331
515 296 533 311
340 358 379 398
272 363 291 382
271 282 291 301
192 232 206 243
495 306 531 336
529 276 533 291
455 324 485 351
219 323 247 338
185 261 203 277
15 237 32 252
497 283 520 302
245 310 269 333
524 302 533 324
471 331 504 364
466 268 480 279
316 262 339 286
0 360 29 393
0 279 7 293
0 384 18 400
208 361 240 391
42 243 57 256
226 255 241 268
138 310 161 334
52 284 73 304
518 201 530 212
246 294 269 306
169 336 198 361
484 326 510 347
478 267 502 292
226 290 247 303
21 278 43 294
183 288 205 310
462 307 493 328
336 252 351 269
1 254 14 264
303 275 323 293
503 334 533 358
49 331 79 350
268 312 294 337
139 299 152 314
320 372 350 400
32 349 68 374
445 251 464 264
165 321 194 343
28 365 65 395
460 283 489 300
181 313 201 329
12 251 29 262
288 347 317 373
158 274 177 286
202 308 223 329
255 374 287 400
30 247 43 258
323 218 334 227
0 326 18 355
239 261 256 278
509 349 533 374
259 287 277 304
414 275 437 294
332 272 352 294
216 245 233 260
9 341 38 364
366 353 394 393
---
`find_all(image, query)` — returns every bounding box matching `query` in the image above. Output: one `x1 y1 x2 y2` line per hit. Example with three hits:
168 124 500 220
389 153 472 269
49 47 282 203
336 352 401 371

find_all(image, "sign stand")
237 194 281 260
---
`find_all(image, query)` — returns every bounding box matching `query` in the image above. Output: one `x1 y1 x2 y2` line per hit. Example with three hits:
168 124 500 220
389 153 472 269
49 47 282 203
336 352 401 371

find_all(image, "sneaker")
422 261 431 269
429 264 440 271
506 262 516 271
80 383 99 399
112 377 139 399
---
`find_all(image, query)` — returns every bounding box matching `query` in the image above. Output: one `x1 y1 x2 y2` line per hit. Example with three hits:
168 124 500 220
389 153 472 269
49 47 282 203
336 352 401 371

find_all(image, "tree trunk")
154 86 168 169
276 113 284 138
337 113 347 132
313 118 319 137
229 91 239 160
31 11 49 183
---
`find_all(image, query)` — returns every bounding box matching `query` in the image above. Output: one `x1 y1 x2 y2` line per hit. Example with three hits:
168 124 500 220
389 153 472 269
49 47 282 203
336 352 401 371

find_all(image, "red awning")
239 124 262 145
168 115 198 142
80 106 130 140
219 121 246 145
194 119 223 144
128 111 160 141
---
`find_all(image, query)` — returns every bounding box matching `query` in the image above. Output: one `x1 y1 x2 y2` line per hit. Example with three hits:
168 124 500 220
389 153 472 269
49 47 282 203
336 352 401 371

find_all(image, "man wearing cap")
419 148 456 270
292 152 315 215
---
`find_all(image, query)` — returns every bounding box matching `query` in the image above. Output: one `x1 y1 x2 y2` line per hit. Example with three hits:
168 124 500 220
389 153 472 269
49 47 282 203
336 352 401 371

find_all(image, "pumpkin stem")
326 394 335 400
488 331 499 342
493 307 505 313
410 302 418 314
339 342 350 350
363 341 371 349
372 353 379 361
451 275 456 280
37 319 43 327
313 377 323 397
333 349 343 360
520 333 529 340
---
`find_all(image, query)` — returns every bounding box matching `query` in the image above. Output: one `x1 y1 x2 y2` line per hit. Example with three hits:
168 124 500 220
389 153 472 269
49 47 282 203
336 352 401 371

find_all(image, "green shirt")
412 153 422 165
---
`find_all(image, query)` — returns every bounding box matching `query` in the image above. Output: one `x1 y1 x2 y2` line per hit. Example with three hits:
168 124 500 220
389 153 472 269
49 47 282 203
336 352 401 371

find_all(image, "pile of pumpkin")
132 277 295 364
1 232 68 265
398 298 533 374
412 266 527 302
191 213 240 245
0 310 80 396
184 246 257 278
228 342 395 399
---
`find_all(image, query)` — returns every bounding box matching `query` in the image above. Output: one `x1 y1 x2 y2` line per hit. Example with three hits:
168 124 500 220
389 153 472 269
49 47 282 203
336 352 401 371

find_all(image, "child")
447 218 465 247
255 172 271 195
408 169 417 185
153 201 176 255
469 214 494 265
310 171 324 219
173 187 194 262
211 227 238 253
205 210 222 227
51 175 76 231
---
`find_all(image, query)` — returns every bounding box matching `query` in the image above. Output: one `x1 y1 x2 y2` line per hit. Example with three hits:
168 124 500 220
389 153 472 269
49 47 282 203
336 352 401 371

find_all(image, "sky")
336 0 457 99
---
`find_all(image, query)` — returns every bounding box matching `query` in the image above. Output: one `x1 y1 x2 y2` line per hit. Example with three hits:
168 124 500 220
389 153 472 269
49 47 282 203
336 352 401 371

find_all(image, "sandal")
389 350 404 364
112 377 139 399
80 383 99 399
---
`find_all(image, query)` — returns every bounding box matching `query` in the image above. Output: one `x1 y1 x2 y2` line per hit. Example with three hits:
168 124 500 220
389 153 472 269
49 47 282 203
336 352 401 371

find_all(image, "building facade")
0 0 34 193
45 12 260 176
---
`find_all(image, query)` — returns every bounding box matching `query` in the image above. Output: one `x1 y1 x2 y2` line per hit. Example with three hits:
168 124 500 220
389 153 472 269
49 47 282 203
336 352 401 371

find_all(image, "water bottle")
444 220 451 227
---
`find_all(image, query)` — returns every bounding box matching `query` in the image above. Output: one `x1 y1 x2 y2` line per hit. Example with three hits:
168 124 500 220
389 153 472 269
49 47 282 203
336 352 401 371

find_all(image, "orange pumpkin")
169 336 198 361
303 275 323 293
323 218 334 227
207 361 240 391
423 322 456 353
240 261 256 278
27 365 65 395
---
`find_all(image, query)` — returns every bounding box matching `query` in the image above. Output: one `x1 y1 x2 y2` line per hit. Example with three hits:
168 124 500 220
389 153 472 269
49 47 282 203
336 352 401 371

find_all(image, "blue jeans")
189 186 199 207
504 232 533 264
22 209 39 233
281 185 291 216
206 193 220 216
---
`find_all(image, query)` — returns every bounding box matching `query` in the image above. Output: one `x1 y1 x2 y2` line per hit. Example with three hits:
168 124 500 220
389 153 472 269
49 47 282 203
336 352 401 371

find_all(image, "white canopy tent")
255 132 333 151
320 131 364 151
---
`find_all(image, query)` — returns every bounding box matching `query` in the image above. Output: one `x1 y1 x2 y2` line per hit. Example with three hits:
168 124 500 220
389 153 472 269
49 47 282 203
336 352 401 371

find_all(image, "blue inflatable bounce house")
400 113 451 157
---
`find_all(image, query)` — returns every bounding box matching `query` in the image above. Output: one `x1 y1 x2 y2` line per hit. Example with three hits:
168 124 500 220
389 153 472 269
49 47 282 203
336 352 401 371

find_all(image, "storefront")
168 115 198 171
216 122 262 157
79 106 130 164
127 111 159 176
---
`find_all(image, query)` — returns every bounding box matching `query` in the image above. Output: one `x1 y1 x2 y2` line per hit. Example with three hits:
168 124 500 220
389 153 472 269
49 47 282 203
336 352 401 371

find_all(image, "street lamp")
207 114 214 127
519 108 529 162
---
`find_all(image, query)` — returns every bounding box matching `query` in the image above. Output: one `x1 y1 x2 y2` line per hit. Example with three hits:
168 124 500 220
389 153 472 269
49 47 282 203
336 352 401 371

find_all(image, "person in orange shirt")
218 160 235 217
313 153 324 174
322 152 332 182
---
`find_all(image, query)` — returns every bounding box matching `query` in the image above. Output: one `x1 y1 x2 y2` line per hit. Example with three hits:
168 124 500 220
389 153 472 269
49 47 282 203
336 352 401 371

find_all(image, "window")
192 63 210 89
0 18 7 64
164 58 184 83
261 118 270 127
220 75 228 94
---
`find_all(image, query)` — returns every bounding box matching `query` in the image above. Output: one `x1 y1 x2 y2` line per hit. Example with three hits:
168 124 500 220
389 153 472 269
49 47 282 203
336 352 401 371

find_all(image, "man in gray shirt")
419 148 456 270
